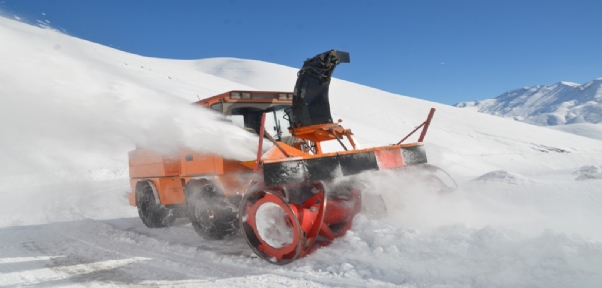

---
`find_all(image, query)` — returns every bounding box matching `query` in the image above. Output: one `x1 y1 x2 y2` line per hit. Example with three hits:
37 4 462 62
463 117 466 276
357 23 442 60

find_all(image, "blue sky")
1 0 601 105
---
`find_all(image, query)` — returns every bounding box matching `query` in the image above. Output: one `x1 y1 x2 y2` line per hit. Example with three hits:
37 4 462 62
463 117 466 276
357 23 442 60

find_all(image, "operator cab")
194 91 294 141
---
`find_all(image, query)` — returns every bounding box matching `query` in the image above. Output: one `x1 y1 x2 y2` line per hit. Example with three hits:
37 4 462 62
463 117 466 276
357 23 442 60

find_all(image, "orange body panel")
128 149 180 178
128 147 255 206
155 177 185 205
180 151 218 176
179 150 251 175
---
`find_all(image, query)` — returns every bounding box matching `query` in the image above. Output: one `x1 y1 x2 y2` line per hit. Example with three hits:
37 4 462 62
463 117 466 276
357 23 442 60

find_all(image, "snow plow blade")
263 144 427 186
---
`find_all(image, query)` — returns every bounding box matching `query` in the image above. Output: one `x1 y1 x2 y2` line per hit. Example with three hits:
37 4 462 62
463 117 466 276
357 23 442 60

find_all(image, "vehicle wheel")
396 164 457 194
136 182 175 228
419 164 457 194
185 180 238 240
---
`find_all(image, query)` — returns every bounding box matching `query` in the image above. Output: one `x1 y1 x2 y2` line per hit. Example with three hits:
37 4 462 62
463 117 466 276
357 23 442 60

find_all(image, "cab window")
210 103 223 113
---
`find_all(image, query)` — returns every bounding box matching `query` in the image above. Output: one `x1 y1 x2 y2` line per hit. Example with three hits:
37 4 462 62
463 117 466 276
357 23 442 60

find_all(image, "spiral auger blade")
240 189 307 265
240 180 364 265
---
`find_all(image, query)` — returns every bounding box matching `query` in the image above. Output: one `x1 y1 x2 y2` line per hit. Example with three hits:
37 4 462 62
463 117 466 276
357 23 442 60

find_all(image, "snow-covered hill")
2 16 602 287
455 79 602 140
548 122 602 141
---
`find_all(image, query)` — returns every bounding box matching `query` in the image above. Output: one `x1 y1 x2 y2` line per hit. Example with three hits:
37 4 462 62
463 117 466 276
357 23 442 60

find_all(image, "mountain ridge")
455 79 602 129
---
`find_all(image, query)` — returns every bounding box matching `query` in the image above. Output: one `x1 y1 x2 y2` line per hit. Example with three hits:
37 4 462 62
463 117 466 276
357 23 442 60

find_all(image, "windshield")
265 107 291 140
225 104 291 141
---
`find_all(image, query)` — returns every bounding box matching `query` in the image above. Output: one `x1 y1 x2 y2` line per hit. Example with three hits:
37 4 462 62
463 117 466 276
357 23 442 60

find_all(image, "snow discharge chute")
291 50 350 127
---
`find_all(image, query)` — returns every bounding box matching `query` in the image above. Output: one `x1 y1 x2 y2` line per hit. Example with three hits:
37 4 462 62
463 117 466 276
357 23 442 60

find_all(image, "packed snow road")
1 169 601 287
0 179 345 287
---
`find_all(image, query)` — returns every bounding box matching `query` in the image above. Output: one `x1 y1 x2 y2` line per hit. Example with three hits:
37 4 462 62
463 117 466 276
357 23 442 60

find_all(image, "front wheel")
419 164 457 193
185 180 238 240
136 181 175 228
400 164 457 194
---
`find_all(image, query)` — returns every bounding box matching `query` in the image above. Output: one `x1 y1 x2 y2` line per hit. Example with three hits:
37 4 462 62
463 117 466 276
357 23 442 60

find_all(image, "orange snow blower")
127 50 456 265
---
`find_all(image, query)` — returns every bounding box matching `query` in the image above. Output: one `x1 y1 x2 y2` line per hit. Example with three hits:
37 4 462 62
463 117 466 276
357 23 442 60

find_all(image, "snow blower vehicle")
127 49 456 264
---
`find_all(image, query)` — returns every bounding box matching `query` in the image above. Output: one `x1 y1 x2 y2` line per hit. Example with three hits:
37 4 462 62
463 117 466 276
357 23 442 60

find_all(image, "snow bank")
574 165 602 180
472 170 534 184
0 168 129 191
300 217 602 287
549 123 602 141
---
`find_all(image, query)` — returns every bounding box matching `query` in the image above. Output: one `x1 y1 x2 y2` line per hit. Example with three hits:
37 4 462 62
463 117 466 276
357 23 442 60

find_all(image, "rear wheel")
185 180 238 240
136 182 175 228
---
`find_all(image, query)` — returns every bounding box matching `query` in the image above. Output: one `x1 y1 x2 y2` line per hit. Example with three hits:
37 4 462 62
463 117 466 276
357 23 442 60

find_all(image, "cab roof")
193 90 293 107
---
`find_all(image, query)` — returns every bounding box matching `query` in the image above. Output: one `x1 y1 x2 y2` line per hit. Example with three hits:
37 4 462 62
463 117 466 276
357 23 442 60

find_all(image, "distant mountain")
455 79 602 127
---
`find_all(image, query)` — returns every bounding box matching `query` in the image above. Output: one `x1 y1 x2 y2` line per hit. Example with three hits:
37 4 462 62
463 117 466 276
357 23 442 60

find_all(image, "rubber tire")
396 164 457 194
424 174 452 193
185 181 238 240
136 182 175 228
419 164 457 194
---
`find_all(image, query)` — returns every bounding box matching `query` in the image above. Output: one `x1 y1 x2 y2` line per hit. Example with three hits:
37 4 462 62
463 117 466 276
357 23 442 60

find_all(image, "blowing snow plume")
356 169 602 240
0 16 259 176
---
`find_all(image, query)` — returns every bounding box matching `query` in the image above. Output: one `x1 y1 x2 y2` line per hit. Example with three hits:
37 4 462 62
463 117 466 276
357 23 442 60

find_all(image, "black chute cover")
291 50 350 127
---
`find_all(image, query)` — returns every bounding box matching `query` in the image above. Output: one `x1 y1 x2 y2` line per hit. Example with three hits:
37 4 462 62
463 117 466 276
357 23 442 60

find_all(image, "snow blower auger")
238 50 457 264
